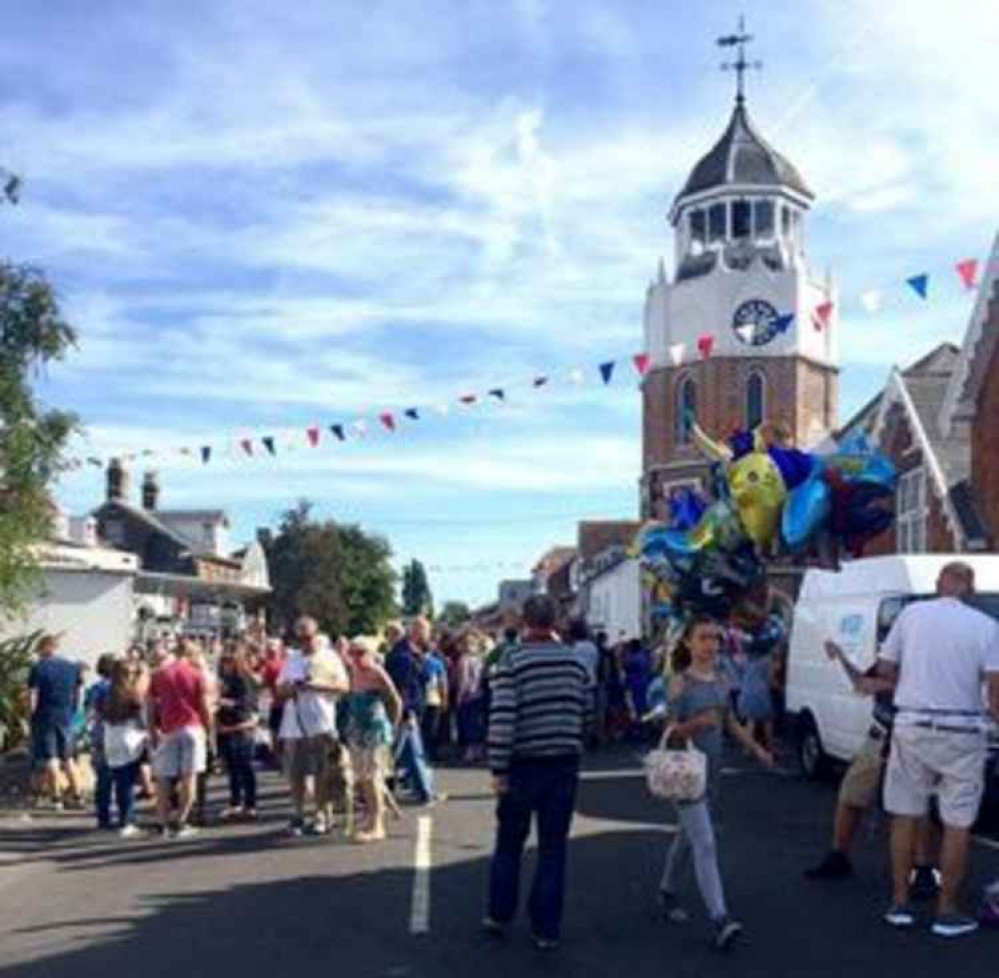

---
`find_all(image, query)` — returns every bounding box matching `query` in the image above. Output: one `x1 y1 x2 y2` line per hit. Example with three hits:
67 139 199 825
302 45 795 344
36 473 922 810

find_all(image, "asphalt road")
1 748 998 978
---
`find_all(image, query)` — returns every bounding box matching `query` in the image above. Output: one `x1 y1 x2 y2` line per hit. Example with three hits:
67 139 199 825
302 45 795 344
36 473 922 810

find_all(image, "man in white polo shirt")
877 562 999 937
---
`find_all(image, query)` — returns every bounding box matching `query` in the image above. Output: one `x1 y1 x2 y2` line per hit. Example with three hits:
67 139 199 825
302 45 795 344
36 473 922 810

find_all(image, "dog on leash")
321 738 355 838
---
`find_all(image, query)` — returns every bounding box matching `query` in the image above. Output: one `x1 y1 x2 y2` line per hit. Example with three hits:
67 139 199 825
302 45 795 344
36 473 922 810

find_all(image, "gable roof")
939 232 999 438
93 501 236 563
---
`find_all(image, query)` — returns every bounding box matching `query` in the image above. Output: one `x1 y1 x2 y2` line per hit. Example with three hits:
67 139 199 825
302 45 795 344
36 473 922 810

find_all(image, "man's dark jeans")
488 756 579 940
219 731 257 809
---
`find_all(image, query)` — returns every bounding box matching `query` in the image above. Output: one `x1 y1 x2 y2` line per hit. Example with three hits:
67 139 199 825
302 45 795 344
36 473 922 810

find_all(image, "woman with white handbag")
653 616 774 950
98 660 149 837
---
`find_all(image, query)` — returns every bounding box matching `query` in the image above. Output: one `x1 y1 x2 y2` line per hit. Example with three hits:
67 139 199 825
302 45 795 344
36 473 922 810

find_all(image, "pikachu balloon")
728 451 787 548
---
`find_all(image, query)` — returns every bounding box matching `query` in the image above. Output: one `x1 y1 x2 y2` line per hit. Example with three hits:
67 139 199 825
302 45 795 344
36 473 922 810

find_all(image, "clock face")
733 299 780 346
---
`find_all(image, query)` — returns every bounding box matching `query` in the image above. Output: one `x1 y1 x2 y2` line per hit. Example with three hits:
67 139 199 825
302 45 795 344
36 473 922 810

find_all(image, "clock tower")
640 34 838 519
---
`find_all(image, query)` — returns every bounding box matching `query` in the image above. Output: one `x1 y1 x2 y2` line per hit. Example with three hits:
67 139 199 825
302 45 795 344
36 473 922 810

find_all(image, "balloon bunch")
636 418 897 627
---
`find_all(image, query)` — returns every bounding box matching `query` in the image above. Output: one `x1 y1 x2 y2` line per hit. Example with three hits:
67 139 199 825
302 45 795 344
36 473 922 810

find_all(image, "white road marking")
409 815 432 935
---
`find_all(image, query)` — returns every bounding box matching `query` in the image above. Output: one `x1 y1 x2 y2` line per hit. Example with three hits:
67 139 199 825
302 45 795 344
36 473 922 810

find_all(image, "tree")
438 600 471 628
0 261 78 620
261 501 398 639
401 559 434 618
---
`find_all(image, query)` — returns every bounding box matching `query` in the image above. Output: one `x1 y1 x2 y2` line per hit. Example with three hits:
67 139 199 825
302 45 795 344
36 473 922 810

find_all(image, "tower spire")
717 15 762 105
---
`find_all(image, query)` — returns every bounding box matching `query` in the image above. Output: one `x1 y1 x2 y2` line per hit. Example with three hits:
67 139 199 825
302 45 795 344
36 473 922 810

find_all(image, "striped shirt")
487 638 591 775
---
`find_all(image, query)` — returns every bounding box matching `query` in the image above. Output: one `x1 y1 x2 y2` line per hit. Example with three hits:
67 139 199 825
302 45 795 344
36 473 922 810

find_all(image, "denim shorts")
31 721 74 764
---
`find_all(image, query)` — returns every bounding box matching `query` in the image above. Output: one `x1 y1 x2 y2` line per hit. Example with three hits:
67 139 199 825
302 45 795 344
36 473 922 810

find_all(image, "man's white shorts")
153 726 207 780
884 723 986 829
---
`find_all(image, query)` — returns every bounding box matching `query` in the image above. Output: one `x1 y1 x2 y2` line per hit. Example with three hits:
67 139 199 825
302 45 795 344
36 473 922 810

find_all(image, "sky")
1 0 996 608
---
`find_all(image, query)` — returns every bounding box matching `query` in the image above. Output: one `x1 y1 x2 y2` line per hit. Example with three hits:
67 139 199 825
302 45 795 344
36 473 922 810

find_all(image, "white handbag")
104 721 148 769
644 727 707 803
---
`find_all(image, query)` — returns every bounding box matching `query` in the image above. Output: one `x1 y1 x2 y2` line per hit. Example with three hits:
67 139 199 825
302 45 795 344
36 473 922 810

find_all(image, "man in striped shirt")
484 595 592 950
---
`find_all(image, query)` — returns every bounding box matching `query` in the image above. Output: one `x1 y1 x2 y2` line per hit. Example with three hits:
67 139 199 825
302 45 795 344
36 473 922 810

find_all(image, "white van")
786 554 999 783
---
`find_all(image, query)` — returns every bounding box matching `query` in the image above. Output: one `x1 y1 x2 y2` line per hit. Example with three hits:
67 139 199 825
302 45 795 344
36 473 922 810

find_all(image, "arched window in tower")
746 371 766 429
689 209 706 251
708 203 727 243
753 200 774 240
676 375 698 444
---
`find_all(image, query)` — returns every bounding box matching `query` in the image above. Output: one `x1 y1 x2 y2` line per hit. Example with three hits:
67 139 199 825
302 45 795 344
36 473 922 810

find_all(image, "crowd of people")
22 566 999 950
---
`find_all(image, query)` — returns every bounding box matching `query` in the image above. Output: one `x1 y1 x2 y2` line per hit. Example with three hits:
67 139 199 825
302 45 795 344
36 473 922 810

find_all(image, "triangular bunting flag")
240 439 253 457
906 273 929 300
956 258 979 291
859 291 882 314
459 394 477 405
569 368 584 384
533 376 549 388
379 412 396 432
488 388 506 401
179 447 192 456
200 446 211 464
262 436 276 456
775 312 795 334
632 353 650 376
814 301 834 330
736 324 755 344
329 424 346 441
599 361 616 384
404 408 420 421
353 420 368 438
306 426 320 447
697 334 714 359
669 343 685 367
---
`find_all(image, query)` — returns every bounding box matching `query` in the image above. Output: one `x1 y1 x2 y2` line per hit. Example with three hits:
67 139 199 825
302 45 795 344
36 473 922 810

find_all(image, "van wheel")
797 716 830 781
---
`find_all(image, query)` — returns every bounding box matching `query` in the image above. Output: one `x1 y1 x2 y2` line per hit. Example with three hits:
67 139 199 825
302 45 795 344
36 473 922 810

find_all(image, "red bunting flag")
632 353 651 376
306 426 320 447
379 412 396 432
956 258 979 291
814 300 834 330
240 439 253 457
697 334 714 359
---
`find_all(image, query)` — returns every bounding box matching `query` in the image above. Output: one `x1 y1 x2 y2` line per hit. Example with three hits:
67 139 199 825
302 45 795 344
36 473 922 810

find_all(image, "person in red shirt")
149 638 213 838
261 638 286 769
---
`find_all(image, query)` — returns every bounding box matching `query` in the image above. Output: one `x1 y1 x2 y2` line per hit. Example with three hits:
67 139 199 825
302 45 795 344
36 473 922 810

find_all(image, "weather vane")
717 15 762 105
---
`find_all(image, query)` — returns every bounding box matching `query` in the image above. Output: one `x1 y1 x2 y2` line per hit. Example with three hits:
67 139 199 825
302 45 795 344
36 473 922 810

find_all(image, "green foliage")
262 501 398 639
0 261 78 621
0 630 42 750
438 600 472 628
401 559 434 618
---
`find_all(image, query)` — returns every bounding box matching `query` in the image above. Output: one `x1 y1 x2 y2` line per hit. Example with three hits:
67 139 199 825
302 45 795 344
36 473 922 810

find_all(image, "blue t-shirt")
423 653 448 707
29 656 82 727
386 640 425 717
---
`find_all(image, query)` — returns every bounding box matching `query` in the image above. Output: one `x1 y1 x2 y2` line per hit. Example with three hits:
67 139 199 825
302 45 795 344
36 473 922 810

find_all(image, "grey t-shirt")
667 671 730 797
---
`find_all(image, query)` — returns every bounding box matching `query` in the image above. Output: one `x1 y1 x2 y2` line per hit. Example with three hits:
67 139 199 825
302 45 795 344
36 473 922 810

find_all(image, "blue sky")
2 0 996 607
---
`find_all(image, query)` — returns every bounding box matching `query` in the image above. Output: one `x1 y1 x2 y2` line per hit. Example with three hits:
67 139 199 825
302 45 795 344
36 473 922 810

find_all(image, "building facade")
640 91 838 519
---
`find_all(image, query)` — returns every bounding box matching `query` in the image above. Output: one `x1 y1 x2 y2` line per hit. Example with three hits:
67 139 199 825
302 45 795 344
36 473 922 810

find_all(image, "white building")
5 513 139 667
587 556 642 642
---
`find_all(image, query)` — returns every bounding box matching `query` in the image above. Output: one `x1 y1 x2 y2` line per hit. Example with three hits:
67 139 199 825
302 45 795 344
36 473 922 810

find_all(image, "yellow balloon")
728 452 787 548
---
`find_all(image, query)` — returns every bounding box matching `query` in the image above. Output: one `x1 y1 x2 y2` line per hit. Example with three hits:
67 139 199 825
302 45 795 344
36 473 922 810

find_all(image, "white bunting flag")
860 290 882 314
569 368 585 384
352 420 368 438
669 343 686 367
434 404 450 417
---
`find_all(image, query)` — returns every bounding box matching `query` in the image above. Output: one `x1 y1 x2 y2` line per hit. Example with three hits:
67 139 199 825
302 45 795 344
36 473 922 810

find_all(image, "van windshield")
878 592 999 642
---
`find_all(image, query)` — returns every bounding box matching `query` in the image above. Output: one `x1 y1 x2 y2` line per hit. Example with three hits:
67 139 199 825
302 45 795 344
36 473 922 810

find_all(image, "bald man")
877 562 999 937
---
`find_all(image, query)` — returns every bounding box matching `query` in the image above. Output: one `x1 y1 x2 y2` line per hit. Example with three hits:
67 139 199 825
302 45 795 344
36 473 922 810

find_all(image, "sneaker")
173 823 199 840
63 796 87 812
714 917 743 950
658 891 690 924
909 866 941 901
931 913 979 938
481 916 506 938
307 815 330 836
119 824 143 839
220 806 244 821
288 817 306 837
240 809 258 822
531 932 559 951
804 851 853 880
884 904 916 928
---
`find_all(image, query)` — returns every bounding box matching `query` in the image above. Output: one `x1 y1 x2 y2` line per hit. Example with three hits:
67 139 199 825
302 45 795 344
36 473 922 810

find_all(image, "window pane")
747 374 765 428
732 200 751 239
754 199 774 237
690 209 706 244
708 203 726 242
781 206 792 235
676 378 697 443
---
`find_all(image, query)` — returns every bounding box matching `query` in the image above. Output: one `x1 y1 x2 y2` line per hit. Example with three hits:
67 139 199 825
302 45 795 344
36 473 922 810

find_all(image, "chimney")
106 458 129 503
141 470 160 511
